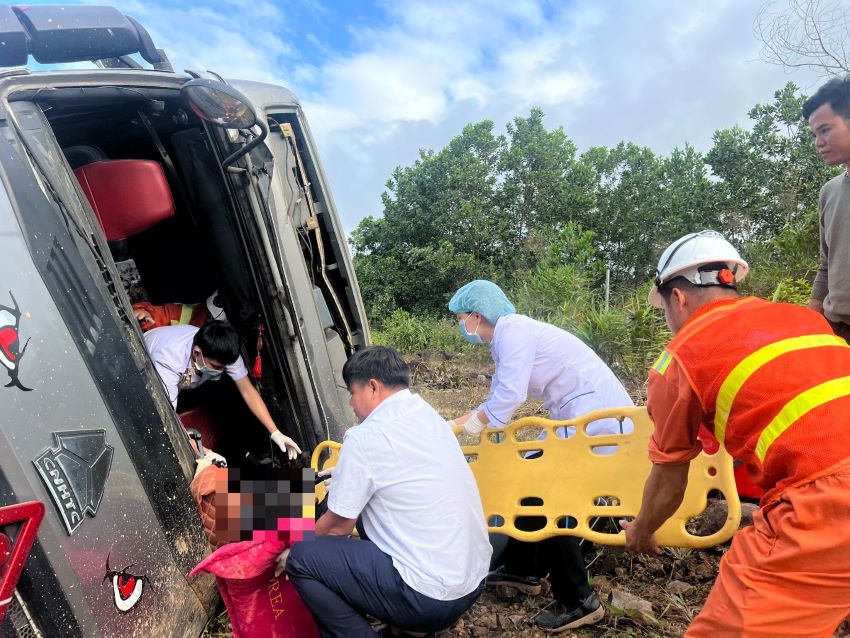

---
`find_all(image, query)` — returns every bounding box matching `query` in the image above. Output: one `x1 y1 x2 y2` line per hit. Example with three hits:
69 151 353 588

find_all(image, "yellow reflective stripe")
714 334 849 444
179 304 194 325
652 351 672 375
756 376 850 460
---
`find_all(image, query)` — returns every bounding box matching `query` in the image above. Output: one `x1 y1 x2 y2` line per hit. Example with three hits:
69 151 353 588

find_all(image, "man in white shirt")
286 346 492 637
143 321 301 459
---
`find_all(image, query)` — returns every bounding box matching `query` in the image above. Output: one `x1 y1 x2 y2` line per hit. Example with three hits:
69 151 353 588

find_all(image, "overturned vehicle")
0 5 368 637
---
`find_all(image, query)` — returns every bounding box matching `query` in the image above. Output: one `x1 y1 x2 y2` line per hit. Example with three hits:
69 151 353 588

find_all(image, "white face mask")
459 315 484 345
194 352 223 379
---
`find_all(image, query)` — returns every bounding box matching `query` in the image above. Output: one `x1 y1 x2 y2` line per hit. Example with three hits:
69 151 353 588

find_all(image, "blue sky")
26 1 823 232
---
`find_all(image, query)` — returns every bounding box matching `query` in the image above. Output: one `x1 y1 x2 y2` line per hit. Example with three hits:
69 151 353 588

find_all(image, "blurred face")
809 103 850 167
347 379 381 423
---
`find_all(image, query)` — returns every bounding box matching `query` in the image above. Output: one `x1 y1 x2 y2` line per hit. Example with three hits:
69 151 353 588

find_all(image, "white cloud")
110 0 295 87
82 0 825 232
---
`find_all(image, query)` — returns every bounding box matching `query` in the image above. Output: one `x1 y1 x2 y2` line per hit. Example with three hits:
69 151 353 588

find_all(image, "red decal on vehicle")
104 554 149 613
0 501 45 624
0 326 18 362
0 291 32 391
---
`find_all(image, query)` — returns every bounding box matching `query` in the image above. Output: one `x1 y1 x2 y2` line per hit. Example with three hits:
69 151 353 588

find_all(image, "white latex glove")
194 449 228 477
274 548 290 578
271 430 302 461
463 411 487 437
317 467 334 491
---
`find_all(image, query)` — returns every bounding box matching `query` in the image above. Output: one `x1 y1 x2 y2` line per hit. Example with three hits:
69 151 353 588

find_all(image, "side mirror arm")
222 118 269 168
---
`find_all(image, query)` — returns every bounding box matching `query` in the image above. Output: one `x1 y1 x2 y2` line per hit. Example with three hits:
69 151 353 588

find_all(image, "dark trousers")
503 516 592 608
830 320 850 344
286 536 484 637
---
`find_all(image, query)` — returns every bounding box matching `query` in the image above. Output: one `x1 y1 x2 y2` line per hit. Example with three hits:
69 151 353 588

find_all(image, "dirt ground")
202 357 850 638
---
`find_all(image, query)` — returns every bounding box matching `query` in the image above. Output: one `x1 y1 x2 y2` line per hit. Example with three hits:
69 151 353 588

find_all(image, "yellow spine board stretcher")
311 406 741 548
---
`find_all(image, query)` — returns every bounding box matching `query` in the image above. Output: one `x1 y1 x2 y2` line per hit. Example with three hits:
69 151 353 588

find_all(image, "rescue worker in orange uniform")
621 230 850 637
133 291 225 331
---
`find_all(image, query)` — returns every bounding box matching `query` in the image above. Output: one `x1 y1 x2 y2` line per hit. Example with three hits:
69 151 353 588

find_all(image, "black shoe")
534 593 605 633
486 566 542 595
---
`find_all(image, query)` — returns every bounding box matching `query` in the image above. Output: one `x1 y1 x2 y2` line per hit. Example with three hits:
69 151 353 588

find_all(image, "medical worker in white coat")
449 279 634 633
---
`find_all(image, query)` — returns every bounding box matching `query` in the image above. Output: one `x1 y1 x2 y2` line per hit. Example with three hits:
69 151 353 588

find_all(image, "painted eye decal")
0 292 32 391
103 554 149 613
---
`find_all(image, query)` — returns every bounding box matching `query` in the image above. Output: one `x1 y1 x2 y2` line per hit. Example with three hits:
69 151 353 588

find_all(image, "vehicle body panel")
0 53 367 638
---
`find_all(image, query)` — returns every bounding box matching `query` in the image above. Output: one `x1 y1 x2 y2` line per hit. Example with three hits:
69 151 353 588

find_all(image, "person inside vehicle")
286 345 492 638
133 291 226 331
448 279 634 632
144 320 301 460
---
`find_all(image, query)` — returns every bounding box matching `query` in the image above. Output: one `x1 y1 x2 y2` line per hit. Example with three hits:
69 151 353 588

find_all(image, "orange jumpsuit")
132 301 210 331
647 296 850 637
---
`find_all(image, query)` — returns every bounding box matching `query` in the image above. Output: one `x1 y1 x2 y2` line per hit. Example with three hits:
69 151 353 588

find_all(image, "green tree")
497 107 596 274
351 120 503 319
707 82 833 240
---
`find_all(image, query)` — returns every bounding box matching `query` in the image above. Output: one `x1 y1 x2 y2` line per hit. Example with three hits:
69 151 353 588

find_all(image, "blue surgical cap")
448 280 516 324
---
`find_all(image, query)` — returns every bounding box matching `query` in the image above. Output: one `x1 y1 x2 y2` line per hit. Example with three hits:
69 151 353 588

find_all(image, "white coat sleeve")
225 355 249 381
477 329 536 426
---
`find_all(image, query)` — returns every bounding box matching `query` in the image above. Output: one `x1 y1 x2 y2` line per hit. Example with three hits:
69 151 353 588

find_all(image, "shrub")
742 211 818 304
574 289 670 387
372 309 470 357
771 277 813 305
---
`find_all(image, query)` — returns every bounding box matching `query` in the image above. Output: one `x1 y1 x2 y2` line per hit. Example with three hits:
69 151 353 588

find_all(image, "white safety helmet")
648 230 748 308
206 291 228 322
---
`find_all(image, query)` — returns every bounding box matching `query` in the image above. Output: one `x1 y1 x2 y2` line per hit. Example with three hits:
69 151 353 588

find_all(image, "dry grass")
200 357 850 637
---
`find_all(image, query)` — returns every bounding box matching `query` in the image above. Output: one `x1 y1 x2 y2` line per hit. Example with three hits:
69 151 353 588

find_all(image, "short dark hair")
803 76 850 120
658 262 739 304
193 320 241 364
342 346 410 389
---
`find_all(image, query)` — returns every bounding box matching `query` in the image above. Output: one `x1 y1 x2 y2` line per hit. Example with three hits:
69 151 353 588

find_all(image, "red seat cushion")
179 405 221 453
74 160 175 241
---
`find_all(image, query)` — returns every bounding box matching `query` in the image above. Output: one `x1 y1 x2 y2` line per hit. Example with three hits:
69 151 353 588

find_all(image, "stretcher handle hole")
513 515 547 532
556 516 578 529
513 425 546 443
519 497 544 507
488 515 505 528
519 449 544 459
591 444 620 455
707 466 717 477
593 496 620 507
487 432 505 444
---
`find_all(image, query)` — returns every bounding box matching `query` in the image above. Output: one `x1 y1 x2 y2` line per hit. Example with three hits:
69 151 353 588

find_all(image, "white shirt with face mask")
143 324 248 408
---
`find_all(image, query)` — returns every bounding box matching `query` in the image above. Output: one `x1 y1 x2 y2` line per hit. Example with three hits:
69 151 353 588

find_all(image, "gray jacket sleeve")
811 186 829 301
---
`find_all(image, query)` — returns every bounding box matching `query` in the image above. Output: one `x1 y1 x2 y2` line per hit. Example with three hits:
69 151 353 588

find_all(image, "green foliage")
513 263 592 322
771 277 813 305
371 309 470 357
707 83 835 241
741 208 820 303
354 83 834 389
512 223 603 320
575 290 671 387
